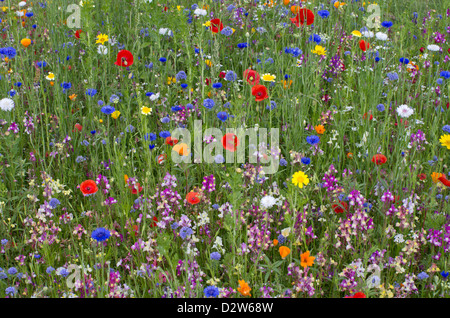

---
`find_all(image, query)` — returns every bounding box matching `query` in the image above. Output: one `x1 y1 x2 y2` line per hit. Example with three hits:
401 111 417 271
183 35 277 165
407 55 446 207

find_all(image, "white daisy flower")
260 195 278 210
362 31 374 38
193 8 207 16
396 104 414 118
427 44 440 52
375 32 388 41
0 98 15 111
97 45 108 55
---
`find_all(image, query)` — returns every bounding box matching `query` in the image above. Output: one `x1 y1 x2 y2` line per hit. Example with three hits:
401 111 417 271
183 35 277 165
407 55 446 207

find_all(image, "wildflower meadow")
1 0 450 301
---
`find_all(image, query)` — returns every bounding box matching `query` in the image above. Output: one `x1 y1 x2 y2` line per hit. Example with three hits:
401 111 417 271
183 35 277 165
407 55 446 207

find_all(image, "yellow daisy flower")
141 106 152 115
261 73 276 82
96 33 109 45
440 134 450 150
292 171 310 188
311 45 327 56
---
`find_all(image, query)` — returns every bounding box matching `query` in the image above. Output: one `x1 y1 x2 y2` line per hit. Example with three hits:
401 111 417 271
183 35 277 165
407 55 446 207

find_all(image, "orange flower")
273 239 279 246
347 152 353 159
282 79 293 89
69 94 77 101
21 38 31 47
237 280 251 297
300 251 315 268
431 172 443 183
279 246 291 259
173 143 190 156
315 125 325 134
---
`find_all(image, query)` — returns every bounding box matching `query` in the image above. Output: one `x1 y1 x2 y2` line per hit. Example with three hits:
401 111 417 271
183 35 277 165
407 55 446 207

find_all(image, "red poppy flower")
359 40 370 52
149 216 158 228
332 201 348 214
129 182 143 194
243 69 260 86
438 175 450 187
345 292 366 298
80 180 98 196
186 192 201 205
222 133 240 152
219 71 226 79
74 123 82 132
251 85 269 102
363 112 373 120
372 154 387 165
290 8 315 27
418 173 427 180
205 78 211 86
114 50 134 67
165 137 178 146
75 29 83 39
210 18 224 33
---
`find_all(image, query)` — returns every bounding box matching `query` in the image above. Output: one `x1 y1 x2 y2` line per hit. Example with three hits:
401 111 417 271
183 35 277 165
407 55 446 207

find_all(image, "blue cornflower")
217 111 229 122
76 156 86 163
301 157 311 165
101 105 115 115
159 57 167 63
0 47 16 59
277 234 286 244
212 82 222 89
110 94 120 103
180 226 193 239
399 57 409 64
386 72 399 81
61 82 72 92
5 286 16 296
176 71 187 81
441 271 449 279
440 71 450 79
442 125 450 133
225 71 237 81
437 78 444 85
309 34 321 44
210 252 221 261
306 135 320 145
417 272 429 280
279 158 287 166
317 10 330 18
172 106 182 112
181 83 188 89
267 101 277 110
186 103 194 109
381 21 393 28
171 222 179 230
1 239 7 245
91 227 111 242
36 61 47 68
377 104 385 112
204 286 220 298
221 26 233 36
161 117 170 124
203 99 215 109
159 131 171 138
48 198 61 208
0 273 7 279
46 266 55 274
237 42 248 49
7 267 17 275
